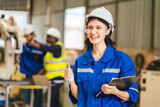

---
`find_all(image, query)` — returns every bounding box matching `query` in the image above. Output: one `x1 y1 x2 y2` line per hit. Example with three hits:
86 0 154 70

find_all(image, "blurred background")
0 0 160 107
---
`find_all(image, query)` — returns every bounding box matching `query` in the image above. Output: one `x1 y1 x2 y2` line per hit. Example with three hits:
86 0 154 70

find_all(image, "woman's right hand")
64 63 78 100
64 63 75 85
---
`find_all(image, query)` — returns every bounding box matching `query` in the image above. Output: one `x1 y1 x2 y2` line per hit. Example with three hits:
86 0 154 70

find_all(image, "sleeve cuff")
127 88 139 106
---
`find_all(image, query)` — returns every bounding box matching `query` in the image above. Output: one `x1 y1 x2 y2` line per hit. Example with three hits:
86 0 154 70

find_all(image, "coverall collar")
83 44 114 64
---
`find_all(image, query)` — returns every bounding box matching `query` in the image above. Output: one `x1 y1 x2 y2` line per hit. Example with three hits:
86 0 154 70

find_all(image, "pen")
67 64 70 83
96 91 102 98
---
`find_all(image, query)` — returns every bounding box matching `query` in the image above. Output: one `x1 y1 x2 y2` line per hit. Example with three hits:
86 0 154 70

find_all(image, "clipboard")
96 75 142 98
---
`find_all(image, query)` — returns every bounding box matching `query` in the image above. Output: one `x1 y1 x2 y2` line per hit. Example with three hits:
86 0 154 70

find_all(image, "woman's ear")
105 28 111 35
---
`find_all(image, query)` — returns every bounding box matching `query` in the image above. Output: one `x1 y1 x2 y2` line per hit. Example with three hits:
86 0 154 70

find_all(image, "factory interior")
0 0 160 107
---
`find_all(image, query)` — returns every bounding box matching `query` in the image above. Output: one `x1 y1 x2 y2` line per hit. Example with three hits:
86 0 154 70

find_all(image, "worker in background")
29 28 67 107
20 24 46 107
64 7 139 107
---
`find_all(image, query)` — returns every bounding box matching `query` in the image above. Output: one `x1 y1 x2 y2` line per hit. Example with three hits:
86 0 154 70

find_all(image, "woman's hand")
64 63 75 85
101 84 130 101
64 63 78 100
101 84 118 95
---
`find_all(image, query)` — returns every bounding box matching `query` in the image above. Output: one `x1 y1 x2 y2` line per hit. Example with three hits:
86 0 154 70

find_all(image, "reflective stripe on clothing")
103 68 120 73
45 60 66 64
53 80 64 84
129 87 139 93
77 68 94 73
47 69 67 73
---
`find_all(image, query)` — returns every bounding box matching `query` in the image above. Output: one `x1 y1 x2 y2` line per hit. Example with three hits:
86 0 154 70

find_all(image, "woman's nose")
90 28 97 34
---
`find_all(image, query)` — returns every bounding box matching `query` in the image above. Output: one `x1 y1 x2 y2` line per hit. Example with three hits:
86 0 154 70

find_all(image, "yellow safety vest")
44 41 67 80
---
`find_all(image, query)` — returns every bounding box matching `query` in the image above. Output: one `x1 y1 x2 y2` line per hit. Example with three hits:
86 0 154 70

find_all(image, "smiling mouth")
91 36 99 39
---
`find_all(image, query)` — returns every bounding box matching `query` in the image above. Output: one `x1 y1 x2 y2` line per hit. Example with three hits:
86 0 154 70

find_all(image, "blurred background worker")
29 28 67 107
20 24 46 107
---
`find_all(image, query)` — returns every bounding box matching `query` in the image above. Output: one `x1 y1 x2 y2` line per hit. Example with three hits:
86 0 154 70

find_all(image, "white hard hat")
86 7 114 32
24 24 35 34
46 28 61 39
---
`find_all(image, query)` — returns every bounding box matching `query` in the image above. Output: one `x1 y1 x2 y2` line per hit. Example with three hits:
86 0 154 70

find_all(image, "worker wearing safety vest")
29 28 67 107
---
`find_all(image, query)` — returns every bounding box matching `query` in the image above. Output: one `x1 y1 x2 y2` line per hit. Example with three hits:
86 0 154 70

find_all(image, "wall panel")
0 0 27 11
117 0 152 48
52 12 64 42
32 0 46 42
154 0 160 49
32 0 46 15
52 0 64 11
89 0 116 6
66 0 84 9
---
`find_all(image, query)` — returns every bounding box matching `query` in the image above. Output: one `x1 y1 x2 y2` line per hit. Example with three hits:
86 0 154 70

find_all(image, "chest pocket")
77 73 88 84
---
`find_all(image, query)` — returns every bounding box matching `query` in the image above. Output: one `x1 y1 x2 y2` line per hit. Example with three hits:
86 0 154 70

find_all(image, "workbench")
0 80 52 107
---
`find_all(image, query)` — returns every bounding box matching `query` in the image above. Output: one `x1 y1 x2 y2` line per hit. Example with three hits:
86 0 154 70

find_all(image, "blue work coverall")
20 41 46 107
20 41 45 75
69 44 139 107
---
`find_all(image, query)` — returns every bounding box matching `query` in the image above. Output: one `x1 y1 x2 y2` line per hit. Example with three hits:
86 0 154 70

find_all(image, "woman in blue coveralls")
64 7 139 107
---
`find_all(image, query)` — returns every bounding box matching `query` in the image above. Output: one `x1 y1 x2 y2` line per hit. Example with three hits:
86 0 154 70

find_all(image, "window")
64 7 86 50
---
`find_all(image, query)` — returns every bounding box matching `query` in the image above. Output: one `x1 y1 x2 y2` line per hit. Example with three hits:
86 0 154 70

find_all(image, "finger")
64 71 70 78
64 69 68 74
104 84 111 88
67 62 70 68
64 68 69 74
64 69 71 82
64 69 69 76
64 74 69 81
64 72 68 77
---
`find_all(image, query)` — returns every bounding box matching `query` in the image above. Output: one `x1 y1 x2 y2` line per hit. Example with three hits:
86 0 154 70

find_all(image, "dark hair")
84 17 116 50
30 32 34 35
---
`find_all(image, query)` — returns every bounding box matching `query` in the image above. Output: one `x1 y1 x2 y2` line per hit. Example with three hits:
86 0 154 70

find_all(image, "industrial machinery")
0 18 52 107
140 70 160 107
0 18 25 80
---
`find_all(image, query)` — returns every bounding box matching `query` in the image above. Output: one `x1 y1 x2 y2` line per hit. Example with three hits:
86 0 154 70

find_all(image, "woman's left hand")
101 84 118 95
102 84 130 101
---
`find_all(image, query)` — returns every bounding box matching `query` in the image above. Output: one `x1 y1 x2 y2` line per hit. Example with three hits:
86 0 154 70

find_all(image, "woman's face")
86 19 110 45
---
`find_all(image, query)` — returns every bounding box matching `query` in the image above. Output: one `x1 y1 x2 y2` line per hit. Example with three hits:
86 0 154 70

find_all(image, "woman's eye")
97 26 102 29
88 26 93 29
